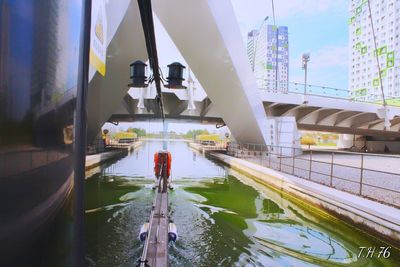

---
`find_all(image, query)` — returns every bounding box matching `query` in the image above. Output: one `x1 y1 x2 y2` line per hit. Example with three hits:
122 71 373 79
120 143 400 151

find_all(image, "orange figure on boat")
153 150 172 191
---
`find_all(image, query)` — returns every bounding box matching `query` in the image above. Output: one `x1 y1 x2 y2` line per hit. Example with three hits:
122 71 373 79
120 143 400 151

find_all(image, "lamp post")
166 62 186 89
302 53 310 95
129 60 148 87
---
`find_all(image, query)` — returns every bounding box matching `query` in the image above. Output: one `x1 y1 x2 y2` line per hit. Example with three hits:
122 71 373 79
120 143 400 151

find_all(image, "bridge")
111 80 400 138
87 0 268 146
3 0 400 266
259 87 400 138
87 0 400 151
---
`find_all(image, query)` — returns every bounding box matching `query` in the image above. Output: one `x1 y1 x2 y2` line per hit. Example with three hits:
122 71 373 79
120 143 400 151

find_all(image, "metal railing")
87 138 139 154
256 78 400 107
226 142 400 207
286 82 349 99
194 140 228 151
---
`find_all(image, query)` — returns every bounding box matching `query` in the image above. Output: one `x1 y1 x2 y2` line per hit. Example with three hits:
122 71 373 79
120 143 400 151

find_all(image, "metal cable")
137 0 165 120
271 0 276 25
137 1 168 264
367 0 387 106
271 0 278 92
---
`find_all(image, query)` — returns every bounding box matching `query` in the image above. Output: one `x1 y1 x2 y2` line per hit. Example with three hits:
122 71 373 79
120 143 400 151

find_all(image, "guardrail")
286 82 349 99
87 138 139 154
194 140 228 151
256 79 400 107
226 142 400 207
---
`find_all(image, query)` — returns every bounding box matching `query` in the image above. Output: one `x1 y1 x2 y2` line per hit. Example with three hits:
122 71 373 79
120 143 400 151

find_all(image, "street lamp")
301 53 310 96
129 60 148 88
165 62 186 89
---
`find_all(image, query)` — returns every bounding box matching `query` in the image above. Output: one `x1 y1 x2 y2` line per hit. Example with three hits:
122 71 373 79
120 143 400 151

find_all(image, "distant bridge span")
87 0 400 147
110 87 400 138
260 90 400 138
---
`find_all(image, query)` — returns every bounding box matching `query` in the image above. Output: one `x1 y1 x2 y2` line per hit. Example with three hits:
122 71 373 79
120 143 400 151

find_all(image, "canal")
85 140 400 266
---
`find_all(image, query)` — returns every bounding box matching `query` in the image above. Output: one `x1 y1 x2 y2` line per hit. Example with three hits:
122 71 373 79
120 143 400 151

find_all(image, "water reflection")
85 141 400 266
0 0 83 264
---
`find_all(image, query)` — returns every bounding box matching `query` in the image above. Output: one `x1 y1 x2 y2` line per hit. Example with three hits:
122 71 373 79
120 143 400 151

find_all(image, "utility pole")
302 53 310 96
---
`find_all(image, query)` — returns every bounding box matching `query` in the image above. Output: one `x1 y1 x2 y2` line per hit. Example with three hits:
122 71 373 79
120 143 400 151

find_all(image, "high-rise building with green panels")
247 24 289 93
349 0 400 106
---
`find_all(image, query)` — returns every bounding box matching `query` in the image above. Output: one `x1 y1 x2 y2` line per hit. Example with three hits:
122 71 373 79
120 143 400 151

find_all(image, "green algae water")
85 141 400 266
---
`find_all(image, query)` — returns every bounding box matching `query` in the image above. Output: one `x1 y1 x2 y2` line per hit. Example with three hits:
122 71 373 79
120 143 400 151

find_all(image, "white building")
247 29 259 71
349 0 400 104
247 24 289 93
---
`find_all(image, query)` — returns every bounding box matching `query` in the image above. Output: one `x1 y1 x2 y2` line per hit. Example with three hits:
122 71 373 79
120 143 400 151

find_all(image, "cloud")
295 45 348 69
231 0 347 40
273 0 347 18
290 45 348 88
230 1 349 89
290 45 348 80
231 0 347 21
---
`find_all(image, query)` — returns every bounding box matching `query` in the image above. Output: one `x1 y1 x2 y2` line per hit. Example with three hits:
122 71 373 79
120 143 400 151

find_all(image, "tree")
183 129 210 139
127 127 146 137
321 134 330 142
301 136 316 149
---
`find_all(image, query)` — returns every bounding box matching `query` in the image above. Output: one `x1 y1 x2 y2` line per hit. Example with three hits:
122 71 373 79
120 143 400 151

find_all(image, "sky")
116 0 350 133
230 0 349 89
154 0 350 89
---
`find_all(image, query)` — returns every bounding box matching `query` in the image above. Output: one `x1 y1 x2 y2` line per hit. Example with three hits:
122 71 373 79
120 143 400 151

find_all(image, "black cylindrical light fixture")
166 62 186 89
129 60 147 87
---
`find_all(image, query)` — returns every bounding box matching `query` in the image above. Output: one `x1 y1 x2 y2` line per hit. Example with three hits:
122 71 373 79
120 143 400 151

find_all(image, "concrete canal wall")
189 142 400 245
85 141 142 172
189 142 225 153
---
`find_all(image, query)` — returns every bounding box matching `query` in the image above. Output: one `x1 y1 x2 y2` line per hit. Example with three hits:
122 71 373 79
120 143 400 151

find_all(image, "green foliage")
183 129 210 139
196 134 221 141
374 97 400 107
126 127 146 137
300 132 338 147
114 132 137 139
145 133 161 138
301 136 316 148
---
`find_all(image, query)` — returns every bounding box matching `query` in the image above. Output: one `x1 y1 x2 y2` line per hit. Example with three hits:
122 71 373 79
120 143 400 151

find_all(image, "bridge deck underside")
264 102 400 138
